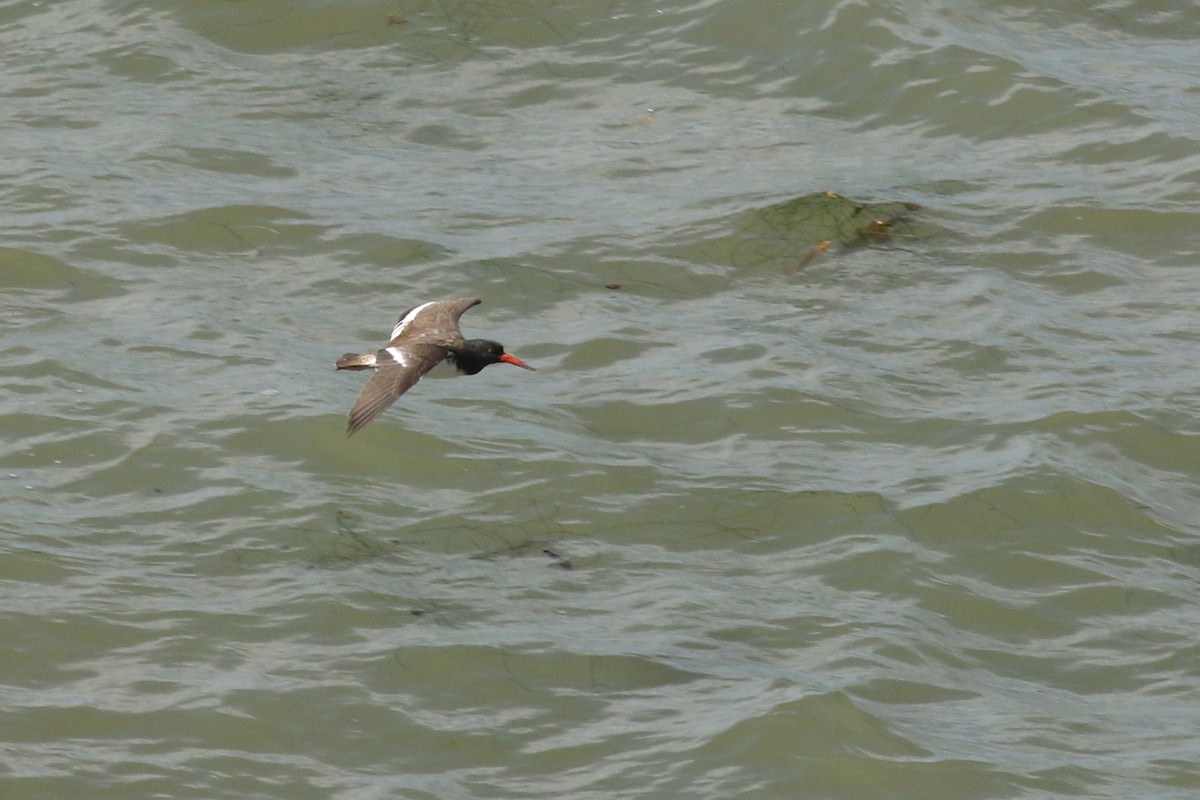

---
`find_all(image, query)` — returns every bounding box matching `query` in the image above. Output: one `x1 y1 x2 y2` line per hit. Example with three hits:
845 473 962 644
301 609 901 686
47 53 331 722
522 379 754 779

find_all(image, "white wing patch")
384 345 412 367
390 301 437 341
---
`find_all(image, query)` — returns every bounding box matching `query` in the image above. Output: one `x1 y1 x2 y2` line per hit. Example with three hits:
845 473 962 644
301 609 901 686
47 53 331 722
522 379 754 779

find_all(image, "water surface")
3 0 1200 797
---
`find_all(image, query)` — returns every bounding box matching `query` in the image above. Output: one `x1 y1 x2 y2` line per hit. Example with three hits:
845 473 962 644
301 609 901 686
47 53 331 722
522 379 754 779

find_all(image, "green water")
3 0 1200 797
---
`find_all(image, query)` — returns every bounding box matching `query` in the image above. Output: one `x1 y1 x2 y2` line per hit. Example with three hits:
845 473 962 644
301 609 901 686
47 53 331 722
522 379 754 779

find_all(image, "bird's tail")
335 351 377 370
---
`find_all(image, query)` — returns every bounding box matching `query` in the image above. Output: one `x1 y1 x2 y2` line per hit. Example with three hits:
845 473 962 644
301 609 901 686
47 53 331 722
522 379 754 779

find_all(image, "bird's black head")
451 339 536 375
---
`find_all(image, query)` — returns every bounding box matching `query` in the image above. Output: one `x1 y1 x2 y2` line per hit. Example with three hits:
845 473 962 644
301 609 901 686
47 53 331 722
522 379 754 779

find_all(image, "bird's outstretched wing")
346 342 446 436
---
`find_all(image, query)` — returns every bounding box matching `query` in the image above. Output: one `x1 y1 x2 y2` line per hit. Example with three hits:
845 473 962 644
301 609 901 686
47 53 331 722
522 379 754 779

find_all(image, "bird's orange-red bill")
501 353 535 371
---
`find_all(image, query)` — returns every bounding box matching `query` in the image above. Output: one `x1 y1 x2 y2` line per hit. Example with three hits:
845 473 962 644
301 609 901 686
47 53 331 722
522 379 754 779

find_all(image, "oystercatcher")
336 297 534 436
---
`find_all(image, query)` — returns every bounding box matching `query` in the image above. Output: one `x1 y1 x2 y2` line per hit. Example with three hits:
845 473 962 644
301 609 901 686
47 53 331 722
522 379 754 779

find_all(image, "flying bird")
336 297 534 436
